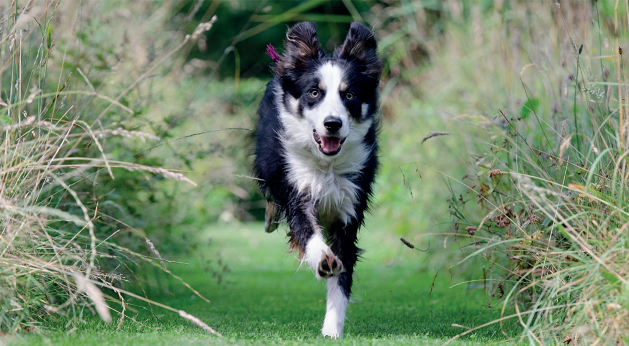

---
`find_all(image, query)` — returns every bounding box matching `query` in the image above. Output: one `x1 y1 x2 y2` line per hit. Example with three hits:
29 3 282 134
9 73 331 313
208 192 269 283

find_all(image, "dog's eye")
310 89 320 98
346 92 354 100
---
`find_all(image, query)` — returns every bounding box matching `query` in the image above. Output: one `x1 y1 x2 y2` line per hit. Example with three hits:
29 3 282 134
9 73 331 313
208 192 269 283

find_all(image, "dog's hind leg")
264 200 279 233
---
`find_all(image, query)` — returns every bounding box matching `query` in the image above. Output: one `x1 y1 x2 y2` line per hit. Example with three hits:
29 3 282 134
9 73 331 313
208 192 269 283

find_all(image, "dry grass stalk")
0 1 218 336
73 274 111 323
178 310 223 337
419 1 629 343
104 128 161 142
190 16 218 40
145 238 167 270
420 131 450 144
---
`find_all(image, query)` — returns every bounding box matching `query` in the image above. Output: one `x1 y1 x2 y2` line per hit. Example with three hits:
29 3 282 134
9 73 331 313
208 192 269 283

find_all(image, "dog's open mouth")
313 130 346 156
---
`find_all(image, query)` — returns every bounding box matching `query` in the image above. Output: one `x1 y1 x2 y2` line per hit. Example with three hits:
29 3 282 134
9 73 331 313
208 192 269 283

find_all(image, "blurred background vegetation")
98 0 456 247
4 0 629 343
21 0 456 254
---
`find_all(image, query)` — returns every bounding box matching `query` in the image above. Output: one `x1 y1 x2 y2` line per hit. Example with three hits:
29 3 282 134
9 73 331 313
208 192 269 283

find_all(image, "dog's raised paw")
317 251 344 279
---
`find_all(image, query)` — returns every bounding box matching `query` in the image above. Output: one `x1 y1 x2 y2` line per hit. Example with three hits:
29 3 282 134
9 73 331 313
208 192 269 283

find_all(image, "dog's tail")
264 200 280 233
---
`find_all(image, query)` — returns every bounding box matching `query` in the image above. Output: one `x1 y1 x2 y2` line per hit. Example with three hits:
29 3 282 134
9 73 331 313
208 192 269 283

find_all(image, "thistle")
266 44 281 62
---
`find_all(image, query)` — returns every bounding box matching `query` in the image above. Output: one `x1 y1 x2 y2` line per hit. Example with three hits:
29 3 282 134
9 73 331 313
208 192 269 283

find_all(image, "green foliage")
519 99 538 120
389 0 629 343
0 0 219 335
177 0 371 79
9 0 629 343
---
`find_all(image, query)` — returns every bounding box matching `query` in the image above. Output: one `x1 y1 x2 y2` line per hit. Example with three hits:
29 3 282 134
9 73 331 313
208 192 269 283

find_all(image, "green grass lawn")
12 222 519 345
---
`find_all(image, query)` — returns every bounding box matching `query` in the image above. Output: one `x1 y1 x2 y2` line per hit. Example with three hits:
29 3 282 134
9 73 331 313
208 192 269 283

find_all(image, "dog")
253 21 382 338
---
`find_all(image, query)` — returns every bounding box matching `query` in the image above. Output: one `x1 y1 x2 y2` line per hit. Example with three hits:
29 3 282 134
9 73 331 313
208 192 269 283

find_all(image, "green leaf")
602 271 621 289
0 114 14 125
479 182 493 196
521 98 539 119
495 176 513 193
47 24 53 49
623 281 629 311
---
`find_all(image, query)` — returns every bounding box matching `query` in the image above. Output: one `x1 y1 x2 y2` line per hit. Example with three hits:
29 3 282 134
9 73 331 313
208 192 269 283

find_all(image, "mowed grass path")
16 222 519 345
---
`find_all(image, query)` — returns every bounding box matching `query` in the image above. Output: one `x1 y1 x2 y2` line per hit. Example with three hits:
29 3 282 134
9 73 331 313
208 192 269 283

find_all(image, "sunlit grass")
5 0 629 344
13 222 519 345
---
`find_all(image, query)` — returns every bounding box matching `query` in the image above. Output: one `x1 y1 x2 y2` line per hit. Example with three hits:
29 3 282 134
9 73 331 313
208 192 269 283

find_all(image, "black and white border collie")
254 21 382 338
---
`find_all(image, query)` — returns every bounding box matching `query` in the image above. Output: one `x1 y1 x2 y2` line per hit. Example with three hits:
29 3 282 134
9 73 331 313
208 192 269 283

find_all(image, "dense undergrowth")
0 0 221 335
5 0 629 345
399 1 629 344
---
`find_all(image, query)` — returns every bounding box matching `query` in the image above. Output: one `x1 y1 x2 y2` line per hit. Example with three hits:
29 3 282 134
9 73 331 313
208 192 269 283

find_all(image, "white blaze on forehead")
361 103 369 117
303 62 350 143
318 63 343 96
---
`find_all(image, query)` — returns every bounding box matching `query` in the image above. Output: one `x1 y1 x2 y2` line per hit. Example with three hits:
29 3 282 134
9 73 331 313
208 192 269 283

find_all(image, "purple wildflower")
266 44 281 62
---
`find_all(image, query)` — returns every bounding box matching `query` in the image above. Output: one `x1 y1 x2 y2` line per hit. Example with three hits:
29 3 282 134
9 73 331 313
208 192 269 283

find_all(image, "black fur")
253 21 382 333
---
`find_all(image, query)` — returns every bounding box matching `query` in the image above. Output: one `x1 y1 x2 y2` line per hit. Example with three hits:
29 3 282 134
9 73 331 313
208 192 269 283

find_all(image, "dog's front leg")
286 196 344 280
320 221 360 339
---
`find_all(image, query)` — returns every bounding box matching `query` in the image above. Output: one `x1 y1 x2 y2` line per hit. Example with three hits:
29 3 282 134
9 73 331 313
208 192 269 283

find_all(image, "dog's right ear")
274 22 324 75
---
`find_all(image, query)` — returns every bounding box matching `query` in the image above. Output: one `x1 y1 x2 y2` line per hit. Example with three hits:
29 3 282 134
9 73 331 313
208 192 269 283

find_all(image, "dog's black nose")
324 116 343 132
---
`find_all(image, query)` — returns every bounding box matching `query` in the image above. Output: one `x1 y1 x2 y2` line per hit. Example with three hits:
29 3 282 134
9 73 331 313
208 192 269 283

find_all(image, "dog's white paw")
321 313 344 339
317 250 344 279
305 234 344 279
321 276 348 339
321 326 342 339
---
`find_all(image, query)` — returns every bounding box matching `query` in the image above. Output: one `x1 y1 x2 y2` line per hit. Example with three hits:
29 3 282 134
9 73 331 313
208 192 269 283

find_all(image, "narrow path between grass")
16 222 518 345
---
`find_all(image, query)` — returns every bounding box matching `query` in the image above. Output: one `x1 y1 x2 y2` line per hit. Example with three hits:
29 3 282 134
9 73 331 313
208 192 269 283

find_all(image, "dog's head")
274 21 383 157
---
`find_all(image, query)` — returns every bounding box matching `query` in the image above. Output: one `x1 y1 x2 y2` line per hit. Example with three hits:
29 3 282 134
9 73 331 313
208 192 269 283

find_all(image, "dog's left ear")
335 21 383 80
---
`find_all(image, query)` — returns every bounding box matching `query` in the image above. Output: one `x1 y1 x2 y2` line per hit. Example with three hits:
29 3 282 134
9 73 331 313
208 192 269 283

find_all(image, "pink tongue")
321 137 341 152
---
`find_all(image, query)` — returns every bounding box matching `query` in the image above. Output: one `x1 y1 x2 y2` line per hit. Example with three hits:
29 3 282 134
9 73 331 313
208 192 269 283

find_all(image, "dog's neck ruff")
275 84 372 225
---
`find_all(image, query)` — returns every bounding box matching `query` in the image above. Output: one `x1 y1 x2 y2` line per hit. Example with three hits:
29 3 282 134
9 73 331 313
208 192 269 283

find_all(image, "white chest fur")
275 84 373 225
285 149 363 225
280 120 372 225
